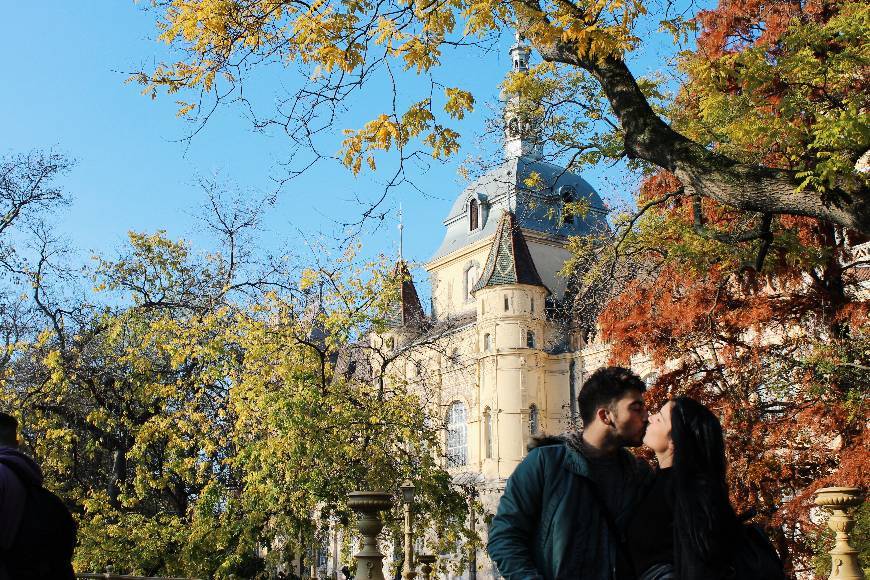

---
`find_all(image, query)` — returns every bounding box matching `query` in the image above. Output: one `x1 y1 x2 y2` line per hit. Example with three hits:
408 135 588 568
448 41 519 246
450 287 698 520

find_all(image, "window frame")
483 407 493 459
446 401 468 467
529 404 539 435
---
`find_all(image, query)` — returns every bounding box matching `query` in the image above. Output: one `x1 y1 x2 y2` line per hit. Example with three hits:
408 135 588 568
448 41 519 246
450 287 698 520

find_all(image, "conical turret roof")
472 211 547 293
386 261 426 328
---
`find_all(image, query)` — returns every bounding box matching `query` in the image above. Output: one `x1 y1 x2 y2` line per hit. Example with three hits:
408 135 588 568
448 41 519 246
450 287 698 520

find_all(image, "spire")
504 32 543 160
509 31 531 73
386 261 426 329
397 203 404 261
472 211 546 293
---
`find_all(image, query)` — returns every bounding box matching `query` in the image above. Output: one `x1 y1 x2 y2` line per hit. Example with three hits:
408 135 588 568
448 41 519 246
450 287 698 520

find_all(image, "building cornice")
425 236 495 272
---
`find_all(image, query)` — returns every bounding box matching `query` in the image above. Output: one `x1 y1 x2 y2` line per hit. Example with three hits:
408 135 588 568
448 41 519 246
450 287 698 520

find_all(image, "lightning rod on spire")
398 203 404 262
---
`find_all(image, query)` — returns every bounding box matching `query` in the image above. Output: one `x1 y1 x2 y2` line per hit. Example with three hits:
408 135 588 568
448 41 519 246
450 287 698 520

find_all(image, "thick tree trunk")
534 44 870 233
108 447 127 507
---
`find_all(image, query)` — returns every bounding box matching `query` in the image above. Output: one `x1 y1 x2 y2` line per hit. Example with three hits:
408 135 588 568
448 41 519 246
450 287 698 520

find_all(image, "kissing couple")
488 366 785 580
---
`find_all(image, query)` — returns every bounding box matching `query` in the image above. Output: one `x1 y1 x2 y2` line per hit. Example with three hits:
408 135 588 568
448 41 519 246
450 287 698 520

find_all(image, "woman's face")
643 400 674 455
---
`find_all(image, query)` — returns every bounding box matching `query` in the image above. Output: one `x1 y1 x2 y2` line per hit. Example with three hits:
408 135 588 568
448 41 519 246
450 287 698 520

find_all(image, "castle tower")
373 260 426 354
471 211 549 478
503 32 543 161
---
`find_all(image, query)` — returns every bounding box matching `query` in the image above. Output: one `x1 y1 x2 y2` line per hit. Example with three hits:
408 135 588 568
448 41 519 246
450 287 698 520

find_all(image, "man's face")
606 389 648 447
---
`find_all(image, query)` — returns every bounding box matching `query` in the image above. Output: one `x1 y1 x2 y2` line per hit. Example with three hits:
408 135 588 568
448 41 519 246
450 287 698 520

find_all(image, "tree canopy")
137 0 868 232
558 2 869 576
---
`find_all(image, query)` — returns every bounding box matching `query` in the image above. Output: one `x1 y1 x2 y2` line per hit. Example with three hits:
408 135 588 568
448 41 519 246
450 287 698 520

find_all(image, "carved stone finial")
417 554 436 580
348 491 393 580
814 487 865 580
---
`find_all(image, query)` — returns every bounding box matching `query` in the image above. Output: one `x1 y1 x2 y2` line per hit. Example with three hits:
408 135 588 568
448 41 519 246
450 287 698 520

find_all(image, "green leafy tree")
3 222 472 576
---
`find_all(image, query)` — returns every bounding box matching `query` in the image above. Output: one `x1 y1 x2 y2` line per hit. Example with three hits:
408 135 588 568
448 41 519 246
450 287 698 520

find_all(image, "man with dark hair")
488 366 652 580
0 412 76 579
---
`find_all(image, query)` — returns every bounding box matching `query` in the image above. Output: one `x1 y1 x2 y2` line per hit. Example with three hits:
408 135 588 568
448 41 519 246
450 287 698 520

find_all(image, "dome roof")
430 156 608 262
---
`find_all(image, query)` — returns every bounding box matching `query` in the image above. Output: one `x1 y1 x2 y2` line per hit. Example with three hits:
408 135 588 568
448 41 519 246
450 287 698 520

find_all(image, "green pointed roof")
472 211 546 293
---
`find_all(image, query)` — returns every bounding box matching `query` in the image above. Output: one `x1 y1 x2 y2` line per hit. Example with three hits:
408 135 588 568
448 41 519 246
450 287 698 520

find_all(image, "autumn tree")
2 192 473 576
135 0 868 232
559 2 869 577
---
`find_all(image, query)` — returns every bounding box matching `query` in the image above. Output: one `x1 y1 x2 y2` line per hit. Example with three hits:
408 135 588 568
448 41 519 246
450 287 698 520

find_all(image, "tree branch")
529 45 870 233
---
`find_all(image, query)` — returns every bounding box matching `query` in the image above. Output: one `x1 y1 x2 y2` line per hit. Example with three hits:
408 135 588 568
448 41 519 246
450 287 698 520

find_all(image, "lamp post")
400 480 417 580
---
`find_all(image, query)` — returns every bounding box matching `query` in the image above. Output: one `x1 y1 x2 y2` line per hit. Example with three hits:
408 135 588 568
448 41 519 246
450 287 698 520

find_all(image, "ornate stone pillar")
417 554 436 580
348 491 393 580
814 487 866 580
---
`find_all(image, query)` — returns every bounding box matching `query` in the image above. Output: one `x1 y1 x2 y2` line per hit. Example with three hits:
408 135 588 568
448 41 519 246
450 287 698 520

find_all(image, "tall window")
526 330 536 348
469 198 479 230
483 333 492 352
446 401 468 467
529 404 539 435
466 264 480 300
504 295 509 311
483 407 493 459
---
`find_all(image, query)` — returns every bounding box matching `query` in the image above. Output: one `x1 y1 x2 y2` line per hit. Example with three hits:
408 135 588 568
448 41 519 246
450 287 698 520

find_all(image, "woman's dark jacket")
487 435 653 580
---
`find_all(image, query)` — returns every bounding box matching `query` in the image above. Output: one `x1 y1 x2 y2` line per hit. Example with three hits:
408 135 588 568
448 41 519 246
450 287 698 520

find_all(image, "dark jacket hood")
0 446 43 486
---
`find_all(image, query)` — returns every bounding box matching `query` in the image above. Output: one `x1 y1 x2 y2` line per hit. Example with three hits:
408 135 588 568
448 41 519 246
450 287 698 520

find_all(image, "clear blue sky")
1 0 705 286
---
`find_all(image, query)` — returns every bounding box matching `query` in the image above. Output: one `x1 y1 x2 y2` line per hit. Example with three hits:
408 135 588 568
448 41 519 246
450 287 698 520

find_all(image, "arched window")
483 333 492 352
446 401 468 467
560 185 578 223
483 407 493 459
526 330 536 349
530 297 535 313
529 404 539 435
469 198 479 231
466 264 480 300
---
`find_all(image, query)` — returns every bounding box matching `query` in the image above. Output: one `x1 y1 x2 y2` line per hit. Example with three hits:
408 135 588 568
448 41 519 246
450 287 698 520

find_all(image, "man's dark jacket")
487 435 653 580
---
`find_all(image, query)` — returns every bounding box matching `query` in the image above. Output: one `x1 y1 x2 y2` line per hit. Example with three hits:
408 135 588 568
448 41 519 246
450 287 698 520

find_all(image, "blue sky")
1 1 705 288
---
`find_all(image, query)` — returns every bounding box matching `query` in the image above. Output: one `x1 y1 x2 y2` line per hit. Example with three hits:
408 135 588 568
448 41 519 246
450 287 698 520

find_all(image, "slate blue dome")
430 156 608 262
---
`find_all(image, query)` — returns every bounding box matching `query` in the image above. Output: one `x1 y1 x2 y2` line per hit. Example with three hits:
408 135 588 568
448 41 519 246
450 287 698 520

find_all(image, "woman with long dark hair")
625 396 742 580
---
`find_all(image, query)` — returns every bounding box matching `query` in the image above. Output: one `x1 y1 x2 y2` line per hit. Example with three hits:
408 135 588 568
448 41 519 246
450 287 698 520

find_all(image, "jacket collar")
561 432 639 478
561 432 591 477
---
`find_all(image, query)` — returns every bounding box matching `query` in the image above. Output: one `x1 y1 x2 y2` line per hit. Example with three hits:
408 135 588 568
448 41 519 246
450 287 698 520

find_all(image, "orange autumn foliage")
598 183 868 576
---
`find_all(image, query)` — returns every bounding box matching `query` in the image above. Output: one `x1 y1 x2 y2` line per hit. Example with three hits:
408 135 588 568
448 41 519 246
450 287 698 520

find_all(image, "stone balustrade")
77 485 865 580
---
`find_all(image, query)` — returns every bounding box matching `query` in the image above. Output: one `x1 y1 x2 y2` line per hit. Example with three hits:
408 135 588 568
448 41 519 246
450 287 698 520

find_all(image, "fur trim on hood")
527 431 584 453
